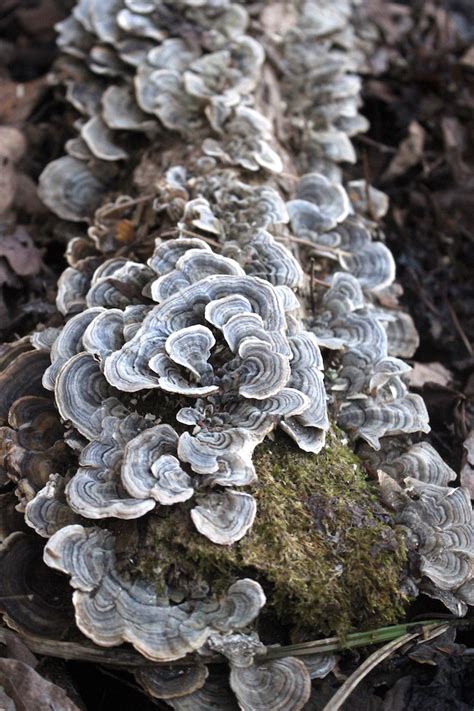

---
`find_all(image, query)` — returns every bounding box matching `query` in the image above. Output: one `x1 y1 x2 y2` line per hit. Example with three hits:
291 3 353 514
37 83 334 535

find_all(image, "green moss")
124 427 408 638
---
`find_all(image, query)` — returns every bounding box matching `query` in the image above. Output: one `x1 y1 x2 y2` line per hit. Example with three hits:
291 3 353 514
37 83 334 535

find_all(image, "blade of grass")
321 623 450 711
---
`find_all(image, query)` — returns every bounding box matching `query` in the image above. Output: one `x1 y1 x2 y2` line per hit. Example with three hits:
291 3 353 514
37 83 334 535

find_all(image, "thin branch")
321 623 450 711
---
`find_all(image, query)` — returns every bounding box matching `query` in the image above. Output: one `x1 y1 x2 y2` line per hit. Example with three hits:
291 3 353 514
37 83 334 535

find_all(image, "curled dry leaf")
0 658 81 711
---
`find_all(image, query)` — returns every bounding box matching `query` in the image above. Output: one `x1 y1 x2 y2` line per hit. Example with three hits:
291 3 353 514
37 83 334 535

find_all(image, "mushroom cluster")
33 237 328 545
0 0 472 709
38 0 283 221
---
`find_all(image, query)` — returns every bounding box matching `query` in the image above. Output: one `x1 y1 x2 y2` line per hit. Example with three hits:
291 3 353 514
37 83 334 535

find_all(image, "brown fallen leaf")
0 658 81 711
382 121 425 181
460 45 474 68
15 0 64 40
0 127 26 216
0 77 46 124
460 430 474 499
0 226 43 276
408 362 452 388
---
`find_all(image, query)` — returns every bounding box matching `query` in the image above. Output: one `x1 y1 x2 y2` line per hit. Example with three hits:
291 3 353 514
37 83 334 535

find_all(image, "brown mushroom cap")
136 663 209 700
0 532 74 638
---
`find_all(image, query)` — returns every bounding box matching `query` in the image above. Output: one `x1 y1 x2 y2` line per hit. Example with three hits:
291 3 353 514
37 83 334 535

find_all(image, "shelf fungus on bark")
378 472 474 616
38 156 107 222
4 0 473 708
44 524 265 661
166 672 238 710
361 440 457 487
39 239 328 543
0 532 74 638
136 663 209 700
207 632 312 711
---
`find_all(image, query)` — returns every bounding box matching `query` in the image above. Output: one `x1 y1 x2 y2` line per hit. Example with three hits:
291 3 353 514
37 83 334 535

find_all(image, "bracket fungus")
1 0 472 709
44 524 266 661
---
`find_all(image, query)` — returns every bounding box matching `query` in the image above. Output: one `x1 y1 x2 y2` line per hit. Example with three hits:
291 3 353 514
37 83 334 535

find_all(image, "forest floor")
0 0 473 709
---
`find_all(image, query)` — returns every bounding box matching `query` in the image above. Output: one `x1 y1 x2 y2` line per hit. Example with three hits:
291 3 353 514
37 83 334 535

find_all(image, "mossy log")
122 426 408 639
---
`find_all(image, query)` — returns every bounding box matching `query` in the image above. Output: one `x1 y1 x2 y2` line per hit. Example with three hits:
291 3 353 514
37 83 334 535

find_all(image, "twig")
275 234 350 257
445 298 473 357
99 194 155 219
355 134 397 154
0 620 462 670
262 619 458 659
158 227 222 250
321 623 450 711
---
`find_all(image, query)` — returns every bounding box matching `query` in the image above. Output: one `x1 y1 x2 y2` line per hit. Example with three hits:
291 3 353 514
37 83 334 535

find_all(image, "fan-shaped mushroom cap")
82 308 126 359
302 653 337 679
56 266 93 315
168 673 238 710
43 308 104 391
178 429 258 487
308 128 356 163
383 310 420 359
86 260 153 309
363 441 457 487
38 156 106 221
66 414 157 519
288 173 350 234
180 197 222 235
0 350 50 422
117 7 163 40
81 115 129 161
152 249 246 303
31 327 63 353
184 36 264 114
348 180 389 219
148 237 211 276
190 490 257 544
283 332 328 431
44 525 264 660
102 85 156 131
121 424 193 504
339 392 430 449
136 663 209 700
203 107 283 173
230 657 311 711
166 324 215 379
233 230 302 290
55 352 123 440
146 38 199 72
136 68 203 133
25 474 80 538
397 480 474 595
0 532 73 638
324 271 365 313
339 241 396 292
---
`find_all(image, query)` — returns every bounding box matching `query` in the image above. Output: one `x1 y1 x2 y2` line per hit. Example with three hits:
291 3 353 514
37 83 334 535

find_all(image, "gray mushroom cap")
191 490 257 545
38 156 106 222
230 657 311 711
288 172 350 234
339 390 430 449
121 424 194 504
102 85 156 131
43 307 104 391
136 663 209 700
54 352 123 440
25 474 80 538
43 524 265 660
